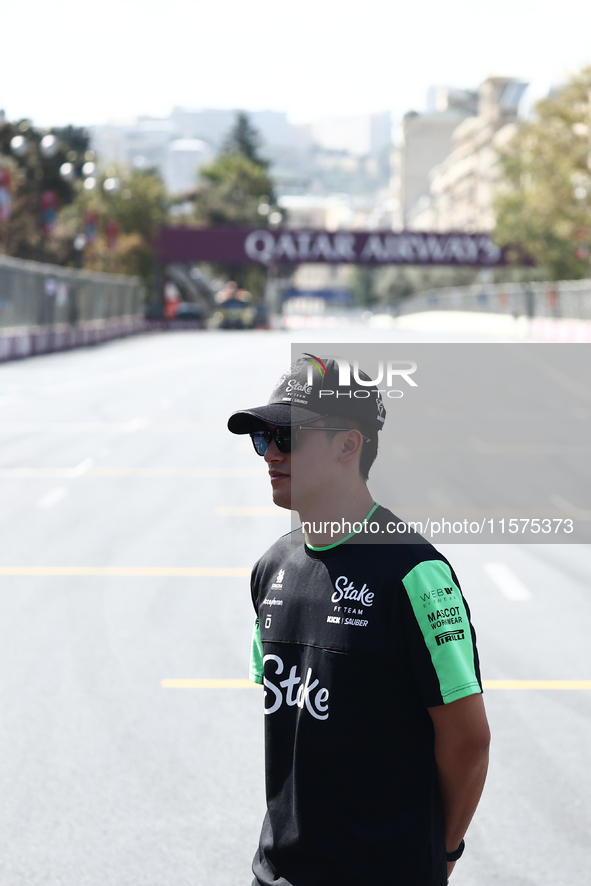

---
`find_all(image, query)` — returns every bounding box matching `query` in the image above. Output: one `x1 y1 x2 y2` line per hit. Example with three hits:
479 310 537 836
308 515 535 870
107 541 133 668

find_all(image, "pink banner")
156 226 522 267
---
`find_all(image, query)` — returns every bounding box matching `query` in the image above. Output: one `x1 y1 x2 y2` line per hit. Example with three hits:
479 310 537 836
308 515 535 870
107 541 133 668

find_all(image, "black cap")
227 356 386 434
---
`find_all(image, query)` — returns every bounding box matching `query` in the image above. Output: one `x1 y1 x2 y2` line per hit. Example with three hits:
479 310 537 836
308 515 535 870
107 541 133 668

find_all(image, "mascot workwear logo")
331 575 374 607
263 654 330 720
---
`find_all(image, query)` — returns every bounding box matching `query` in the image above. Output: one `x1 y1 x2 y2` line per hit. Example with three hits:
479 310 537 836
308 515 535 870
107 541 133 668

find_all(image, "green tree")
494 66 591 280
192 113 281 295
349 267 379 307
73 168 168 293
195 153 275 227
222 111 269 169
0 119 90 262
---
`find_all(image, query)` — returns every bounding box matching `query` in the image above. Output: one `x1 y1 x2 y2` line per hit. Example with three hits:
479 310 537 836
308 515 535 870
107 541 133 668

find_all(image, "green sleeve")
249 617 263 684
402 559 481 705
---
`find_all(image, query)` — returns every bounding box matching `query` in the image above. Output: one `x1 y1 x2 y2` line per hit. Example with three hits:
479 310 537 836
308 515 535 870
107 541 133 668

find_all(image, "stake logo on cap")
228 355 387 435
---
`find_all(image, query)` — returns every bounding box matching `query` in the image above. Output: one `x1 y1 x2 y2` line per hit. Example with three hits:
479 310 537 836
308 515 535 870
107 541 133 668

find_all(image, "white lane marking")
0 421 218 433
0 457 94 480
216 506 282 516
484 563 532 601
550 494 591 521
71 457 94 476
427 487 454 508
0 393 20 407
125 417 151 432
37 487 68 509
470 437 590 455
45 352 211 395
511 346 591 404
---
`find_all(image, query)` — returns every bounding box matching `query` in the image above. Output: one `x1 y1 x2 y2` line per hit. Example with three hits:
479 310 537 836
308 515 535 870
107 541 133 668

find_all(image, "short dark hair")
318 415 379 481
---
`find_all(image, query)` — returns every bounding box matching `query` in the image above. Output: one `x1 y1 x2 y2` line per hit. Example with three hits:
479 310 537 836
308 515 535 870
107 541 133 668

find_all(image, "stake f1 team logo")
331 575 374 606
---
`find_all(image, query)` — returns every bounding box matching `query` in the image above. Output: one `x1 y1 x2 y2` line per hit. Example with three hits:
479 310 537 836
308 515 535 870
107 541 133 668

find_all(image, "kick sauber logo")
329 576 372 627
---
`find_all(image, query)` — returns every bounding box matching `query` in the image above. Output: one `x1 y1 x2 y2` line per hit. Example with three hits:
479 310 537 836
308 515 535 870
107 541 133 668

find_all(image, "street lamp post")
59 156 122 270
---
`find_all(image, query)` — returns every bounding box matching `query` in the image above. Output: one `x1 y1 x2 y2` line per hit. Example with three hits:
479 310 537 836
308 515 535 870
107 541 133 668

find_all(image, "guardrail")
394 279 591 341
0 255 146 362
398 279 591 321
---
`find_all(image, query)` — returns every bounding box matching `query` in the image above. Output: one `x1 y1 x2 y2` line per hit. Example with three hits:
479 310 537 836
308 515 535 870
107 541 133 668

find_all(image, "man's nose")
264 438 283 463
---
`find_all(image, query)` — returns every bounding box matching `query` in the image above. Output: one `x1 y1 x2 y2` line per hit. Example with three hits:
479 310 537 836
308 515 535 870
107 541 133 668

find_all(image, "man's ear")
338 430 364 464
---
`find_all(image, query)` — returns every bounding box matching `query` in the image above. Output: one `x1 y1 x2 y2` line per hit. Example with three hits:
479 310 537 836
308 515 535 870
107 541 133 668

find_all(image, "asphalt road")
0 326 589 885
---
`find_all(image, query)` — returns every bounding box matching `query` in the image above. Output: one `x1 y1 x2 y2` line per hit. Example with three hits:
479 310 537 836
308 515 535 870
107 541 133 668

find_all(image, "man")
228 356 490 886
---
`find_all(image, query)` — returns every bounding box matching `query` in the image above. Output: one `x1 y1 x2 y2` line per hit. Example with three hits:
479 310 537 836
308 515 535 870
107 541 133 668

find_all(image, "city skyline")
1 1 590 130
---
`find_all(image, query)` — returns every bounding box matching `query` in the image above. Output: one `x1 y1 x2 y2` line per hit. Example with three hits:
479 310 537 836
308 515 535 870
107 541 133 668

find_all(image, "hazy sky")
3 0 591 128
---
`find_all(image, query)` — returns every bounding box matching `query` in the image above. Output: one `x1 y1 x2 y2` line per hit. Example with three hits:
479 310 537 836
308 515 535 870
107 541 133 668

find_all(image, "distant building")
90 109 292 193
169 107 293 149
90 117 178 174
278 193 396 232
164 139 213 194
409 77 527 232
310 112 391 156
90 108 393 198
393 87 478 227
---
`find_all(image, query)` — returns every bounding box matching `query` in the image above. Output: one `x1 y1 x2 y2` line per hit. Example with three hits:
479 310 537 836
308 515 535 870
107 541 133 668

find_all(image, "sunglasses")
249 425 367 456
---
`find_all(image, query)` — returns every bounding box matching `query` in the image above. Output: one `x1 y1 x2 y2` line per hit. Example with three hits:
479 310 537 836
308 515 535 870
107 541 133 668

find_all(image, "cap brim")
227 403 328 434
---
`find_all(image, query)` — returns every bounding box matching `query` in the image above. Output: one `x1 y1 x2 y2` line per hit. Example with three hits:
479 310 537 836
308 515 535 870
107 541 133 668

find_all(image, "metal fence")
398 279 591 321
0 255 146 362
0 254 144 329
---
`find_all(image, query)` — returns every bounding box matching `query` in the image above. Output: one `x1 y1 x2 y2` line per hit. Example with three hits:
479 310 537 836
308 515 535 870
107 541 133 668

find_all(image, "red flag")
41 190 59 233
0 168 11 221
105 218 119 251
84 210 99 245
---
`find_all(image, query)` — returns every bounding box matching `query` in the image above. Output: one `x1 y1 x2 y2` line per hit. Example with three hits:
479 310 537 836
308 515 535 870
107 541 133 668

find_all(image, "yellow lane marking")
0 566 250 577
89 468 267 479
0 422 223 432
162 679 259 689
161 679 591 690
0 467 266 479
216 506 281 516
484 680 591 690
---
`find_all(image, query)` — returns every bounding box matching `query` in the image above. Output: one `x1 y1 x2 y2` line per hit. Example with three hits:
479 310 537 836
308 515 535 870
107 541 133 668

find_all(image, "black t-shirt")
249 505 482 886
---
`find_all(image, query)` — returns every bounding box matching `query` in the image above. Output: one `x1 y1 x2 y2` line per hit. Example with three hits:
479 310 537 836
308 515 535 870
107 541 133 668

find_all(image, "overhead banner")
156 226 519 267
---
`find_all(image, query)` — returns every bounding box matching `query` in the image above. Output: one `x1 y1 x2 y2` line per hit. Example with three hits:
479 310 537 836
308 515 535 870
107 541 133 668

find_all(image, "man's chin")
271 488 292 510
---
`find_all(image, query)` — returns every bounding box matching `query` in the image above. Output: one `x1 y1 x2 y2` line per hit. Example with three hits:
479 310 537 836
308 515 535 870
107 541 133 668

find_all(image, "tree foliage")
221 111 269 169
0 116 167 297
0 120 90 262
74 168 168 288
194 153 275 228
494 66 591 280
191 113 280 295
